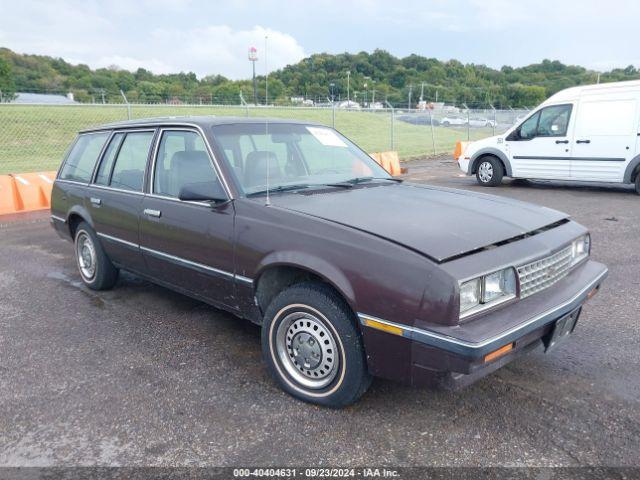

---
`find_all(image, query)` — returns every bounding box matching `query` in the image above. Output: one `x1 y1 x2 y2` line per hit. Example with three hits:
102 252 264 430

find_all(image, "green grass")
0 104 495 174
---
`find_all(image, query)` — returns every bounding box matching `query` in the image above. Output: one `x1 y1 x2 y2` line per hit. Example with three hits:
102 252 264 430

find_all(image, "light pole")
264 35 269 105
346 70 351 104
329 82 335 102
371 80 376 105
364 82 368 107
248 46 258 105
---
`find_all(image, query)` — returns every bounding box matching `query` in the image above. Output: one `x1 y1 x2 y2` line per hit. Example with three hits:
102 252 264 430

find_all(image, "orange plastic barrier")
453 141 470 160
0 171 56 215
370 151 402 176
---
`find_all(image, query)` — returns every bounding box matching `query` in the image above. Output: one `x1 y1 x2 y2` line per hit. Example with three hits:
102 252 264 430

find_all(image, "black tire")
442 121 450 127
261 281 372 408
74 221 119 290
475 156 504 187
635 174 640 195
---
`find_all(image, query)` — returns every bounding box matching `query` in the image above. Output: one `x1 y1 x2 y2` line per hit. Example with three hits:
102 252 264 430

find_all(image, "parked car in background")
441 116 467 127
457 79 640 194
468 117 496 128
397 114 440 126
51 117 607 407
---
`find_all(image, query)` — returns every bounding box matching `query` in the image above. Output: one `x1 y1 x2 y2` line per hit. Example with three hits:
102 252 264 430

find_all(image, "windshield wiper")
323 177 403 188
246 184 310 197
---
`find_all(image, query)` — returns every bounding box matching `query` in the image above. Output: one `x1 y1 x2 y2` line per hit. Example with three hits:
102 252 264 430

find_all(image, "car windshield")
210 122 392 195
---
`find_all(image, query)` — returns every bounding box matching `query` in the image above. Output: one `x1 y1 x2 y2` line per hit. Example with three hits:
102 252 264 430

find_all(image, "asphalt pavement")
0 158 638 467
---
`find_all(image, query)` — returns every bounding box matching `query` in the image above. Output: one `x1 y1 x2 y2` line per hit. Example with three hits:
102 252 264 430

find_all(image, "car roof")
79 115 324 133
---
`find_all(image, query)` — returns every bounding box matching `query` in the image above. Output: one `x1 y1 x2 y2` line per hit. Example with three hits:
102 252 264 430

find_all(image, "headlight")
571 234 590 266
459 267 517 318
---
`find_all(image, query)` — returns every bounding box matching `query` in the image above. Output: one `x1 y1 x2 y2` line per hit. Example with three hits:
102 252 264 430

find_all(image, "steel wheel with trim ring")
262 282 372 407
74 221 119 290
475 156 503 187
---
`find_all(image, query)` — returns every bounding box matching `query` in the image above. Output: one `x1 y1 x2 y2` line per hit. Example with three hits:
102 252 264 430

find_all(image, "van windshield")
210 123 391 195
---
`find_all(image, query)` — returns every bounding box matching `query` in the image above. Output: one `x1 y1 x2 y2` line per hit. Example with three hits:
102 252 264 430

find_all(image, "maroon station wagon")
50 117 608 407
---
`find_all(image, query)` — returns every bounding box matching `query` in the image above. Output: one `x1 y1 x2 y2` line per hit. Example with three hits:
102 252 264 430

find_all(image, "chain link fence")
0 103 530 174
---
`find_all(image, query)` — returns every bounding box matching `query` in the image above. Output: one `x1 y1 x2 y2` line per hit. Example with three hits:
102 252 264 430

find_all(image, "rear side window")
109 131 154 192
94 133 125 186
59 132 109 182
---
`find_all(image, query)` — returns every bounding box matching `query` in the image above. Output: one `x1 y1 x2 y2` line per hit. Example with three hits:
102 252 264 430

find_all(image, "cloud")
93 56 176 75
149 25 306 78
0 1 306 79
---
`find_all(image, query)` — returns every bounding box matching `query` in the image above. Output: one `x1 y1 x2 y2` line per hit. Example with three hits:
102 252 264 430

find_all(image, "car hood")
271 183 568 262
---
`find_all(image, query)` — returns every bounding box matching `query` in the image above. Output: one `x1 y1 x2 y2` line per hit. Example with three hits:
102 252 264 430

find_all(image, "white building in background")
337 100 361 109
11 92 77 104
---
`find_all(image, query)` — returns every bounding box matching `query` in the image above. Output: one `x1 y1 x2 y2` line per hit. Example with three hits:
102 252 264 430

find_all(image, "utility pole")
329 82 335 102
420 82 425 102
408 84 413 110
346 70 351 104
371 80 376 105
100 89 106 104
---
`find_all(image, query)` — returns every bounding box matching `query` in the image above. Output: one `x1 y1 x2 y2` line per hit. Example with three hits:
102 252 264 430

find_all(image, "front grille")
517 245 573 298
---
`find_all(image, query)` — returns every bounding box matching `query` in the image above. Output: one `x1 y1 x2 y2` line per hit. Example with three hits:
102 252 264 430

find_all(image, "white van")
456 80 640 194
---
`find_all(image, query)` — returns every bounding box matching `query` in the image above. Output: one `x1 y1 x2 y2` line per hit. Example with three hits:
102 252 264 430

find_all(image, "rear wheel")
262 282 371 408
74 222 119 290
635 174 640 195
475 156 504 187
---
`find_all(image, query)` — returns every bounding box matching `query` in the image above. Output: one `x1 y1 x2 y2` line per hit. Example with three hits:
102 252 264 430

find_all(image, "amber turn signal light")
484 343 514 363
362 318 404 336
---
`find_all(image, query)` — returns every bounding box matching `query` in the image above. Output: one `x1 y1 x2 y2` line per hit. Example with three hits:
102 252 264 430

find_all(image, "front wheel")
262 282 372 408
475 157 504 187
635 174 640 195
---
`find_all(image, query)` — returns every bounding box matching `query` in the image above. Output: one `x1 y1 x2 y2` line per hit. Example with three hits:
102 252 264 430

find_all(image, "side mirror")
178 181 227 203
506 130 520 141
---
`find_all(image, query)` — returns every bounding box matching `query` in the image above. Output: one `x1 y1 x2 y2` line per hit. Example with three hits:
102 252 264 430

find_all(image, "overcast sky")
0 0 638 79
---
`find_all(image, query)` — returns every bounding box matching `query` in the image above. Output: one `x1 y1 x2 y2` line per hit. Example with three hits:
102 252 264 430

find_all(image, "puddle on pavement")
46 271 105 308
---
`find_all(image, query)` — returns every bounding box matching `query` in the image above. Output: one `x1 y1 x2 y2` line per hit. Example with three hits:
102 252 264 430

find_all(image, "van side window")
519 113 540 140
516 104 572 139
59 132 109 182
94 133 125 185
109 131 154 192
153 130 219 198
537 105 572 137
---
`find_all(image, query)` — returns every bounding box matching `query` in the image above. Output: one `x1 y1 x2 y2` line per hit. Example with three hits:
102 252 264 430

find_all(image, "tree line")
1 47 639 108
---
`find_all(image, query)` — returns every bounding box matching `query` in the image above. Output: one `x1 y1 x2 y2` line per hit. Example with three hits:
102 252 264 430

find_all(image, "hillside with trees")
1 47 639 107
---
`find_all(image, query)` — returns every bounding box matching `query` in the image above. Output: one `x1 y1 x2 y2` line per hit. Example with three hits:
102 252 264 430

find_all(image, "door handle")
555 140 569 144
143 208 161 218
576 139 591 144
90 197 101 206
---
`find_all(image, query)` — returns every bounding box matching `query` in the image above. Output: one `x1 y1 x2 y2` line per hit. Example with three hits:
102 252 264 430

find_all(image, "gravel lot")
1 157 639 467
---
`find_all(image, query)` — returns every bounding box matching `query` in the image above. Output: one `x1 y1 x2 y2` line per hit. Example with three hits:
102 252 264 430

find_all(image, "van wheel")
476 156 503 187
635 174 640 195
74 222 119 290
262 282 372 408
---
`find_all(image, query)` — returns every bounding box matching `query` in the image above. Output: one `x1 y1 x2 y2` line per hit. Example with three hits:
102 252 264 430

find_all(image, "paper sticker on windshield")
306 127 348 147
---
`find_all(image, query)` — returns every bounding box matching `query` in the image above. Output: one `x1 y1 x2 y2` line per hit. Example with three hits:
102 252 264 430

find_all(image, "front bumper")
359 259 607 388
457 157 471 175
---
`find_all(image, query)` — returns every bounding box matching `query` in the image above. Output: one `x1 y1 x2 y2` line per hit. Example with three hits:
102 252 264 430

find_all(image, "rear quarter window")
59 132 110 182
